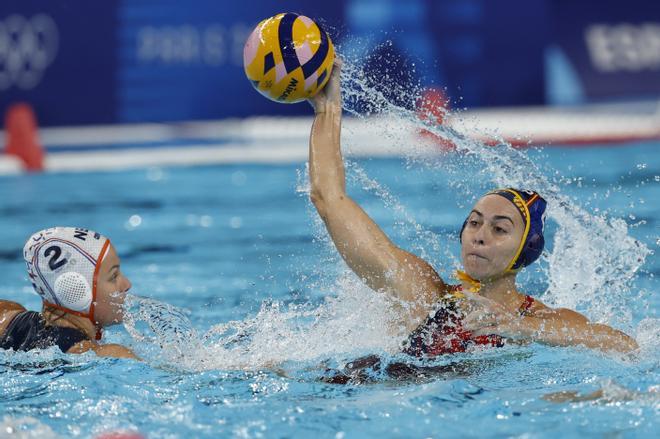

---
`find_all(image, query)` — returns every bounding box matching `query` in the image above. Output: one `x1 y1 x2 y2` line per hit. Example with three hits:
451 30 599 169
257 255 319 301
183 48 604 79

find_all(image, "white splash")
337 56 651 328
123 275 401 371
123 53 652 370
635 318 660 358
0 416 59 439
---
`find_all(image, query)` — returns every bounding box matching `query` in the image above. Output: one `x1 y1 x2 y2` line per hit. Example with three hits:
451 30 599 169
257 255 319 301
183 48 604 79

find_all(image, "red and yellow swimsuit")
403 287 535 357
323 289 536 384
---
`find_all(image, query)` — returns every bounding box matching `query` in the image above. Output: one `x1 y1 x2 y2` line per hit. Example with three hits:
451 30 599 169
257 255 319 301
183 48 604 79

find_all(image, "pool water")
0 141 658 438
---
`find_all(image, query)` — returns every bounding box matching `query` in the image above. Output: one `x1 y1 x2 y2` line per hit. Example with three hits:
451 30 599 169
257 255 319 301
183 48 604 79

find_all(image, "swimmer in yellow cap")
0 227 137 359
307 60 637 357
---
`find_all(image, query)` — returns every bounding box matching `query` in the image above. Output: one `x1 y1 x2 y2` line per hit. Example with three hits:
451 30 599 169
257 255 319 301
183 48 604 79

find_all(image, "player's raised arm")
308 61 447 327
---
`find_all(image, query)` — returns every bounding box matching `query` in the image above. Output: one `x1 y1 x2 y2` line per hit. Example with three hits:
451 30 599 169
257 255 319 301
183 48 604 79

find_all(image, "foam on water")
123 274 401 371
636 318 660 358
337 55 651 327
121 53 655 371
0 416 59 439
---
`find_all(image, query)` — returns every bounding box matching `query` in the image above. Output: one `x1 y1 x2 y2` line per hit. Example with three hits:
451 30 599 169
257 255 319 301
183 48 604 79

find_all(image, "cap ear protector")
511 223 545 269
53 271 93 312
459 189 546 271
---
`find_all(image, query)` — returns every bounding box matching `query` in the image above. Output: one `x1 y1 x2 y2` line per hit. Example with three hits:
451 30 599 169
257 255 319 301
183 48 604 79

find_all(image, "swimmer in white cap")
0 227 137 359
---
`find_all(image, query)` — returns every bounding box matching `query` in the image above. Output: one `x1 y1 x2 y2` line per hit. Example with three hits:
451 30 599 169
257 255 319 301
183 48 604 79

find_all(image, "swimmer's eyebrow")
108 265 120 274
492 215 515 226
471 209 514 226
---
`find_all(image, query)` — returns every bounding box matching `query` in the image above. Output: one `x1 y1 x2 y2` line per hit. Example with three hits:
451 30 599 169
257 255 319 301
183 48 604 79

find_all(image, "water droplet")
230 216 242 229
146 167 164 181
125 214 143 230
231 171 247 186
185 214 197 226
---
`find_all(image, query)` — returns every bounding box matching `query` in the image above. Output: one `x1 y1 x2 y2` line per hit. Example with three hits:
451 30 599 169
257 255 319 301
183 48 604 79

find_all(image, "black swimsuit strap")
0 311 88 353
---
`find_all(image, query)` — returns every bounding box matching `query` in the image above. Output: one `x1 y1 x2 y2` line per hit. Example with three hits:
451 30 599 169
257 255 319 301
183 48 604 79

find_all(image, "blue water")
0 141 658 438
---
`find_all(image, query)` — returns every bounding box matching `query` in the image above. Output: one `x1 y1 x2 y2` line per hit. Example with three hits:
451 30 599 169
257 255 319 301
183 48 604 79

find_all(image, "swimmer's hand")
462 293 529 340
308 58 342 114
462 292 639 354
68 340 140 360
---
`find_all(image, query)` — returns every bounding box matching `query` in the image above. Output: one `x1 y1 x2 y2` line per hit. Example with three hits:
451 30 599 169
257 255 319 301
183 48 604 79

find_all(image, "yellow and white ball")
243 13 334 104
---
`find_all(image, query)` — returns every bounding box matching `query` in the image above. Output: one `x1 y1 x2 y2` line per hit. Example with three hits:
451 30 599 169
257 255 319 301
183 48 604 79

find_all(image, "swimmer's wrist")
501 316 538 341
518 316 542 340
313 103 342 116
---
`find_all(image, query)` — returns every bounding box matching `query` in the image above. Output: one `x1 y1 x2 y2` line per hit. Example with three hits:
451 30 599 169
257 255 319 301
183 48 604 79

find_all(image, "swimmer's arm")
465 297 637 353
521 308 638 354
0 300 26 313
67 340 139 360
0 300 26 334
308 60 445 326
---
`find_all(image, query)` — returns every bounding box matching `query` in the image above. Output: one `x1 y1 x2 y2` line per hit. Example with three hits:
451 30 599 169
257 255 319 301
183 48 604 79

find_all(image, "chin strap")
454 270 482 293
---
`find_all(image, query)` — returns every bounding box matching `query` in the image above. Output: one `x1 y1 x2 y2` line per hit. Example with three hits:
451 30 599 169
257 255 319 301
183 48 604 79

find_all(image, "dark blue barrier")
116 1 344 122
0 1 118 125
0 1 344 125
553 0 660 101
1 1 658 126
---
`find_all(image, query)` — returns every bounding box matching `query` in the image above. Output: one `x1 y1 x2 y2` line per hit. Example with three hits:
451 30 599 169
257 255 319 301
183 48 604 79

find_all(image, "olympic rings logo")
0 14 58 91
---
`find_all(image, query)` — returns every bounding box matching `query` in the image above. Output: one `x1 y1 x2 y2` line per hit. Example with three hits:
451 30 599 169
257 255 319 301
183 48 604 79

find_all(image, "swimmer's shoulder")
521 296 589 323
67 340 139 360
0 300 27 336
0 300 26 313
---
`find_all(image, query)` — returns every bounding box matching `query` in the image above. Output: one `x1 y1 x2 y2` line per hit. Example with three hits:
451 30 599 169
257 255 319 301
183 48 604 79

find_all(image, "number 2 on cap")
45 245 68 271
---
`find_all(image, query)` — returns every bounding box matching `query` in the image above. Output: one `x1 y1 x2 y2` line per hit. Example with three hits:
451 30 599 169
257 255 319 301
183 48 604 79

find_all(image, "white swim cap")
23 227 111 318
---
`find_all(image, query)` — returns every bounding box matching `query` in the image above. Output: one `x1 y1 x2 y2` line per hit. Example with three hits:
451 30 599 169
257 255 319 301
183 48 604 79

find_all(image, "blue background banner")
0 0 118 125
117 1 344 122
553 0 660 101
1 0 658 126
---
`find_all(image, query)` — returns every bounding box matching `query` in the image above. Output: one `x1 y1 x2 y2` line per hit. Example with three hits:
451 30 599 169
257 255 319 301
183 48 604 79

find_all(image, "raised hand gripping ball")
243 13 334 104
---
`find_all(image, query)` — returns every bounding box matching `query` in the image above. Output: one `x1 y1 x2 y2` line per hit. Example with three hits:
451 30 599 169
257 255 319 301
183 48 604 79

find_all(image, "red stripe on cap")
91 239 111 340
526 193 539 206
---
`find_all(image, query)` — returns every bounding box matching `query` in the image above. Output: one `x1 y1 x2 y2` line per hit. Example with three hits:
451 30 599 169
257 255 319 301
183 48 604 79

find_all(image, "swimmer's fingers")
469 325 504 338
462 293 523 337
308 57 342 113
325 59 343 103
462 302 499 331
462 291 497 307
326 58 343 93
467 319 512 338
468 317 529 340
462 292 506 320
463 309 498 332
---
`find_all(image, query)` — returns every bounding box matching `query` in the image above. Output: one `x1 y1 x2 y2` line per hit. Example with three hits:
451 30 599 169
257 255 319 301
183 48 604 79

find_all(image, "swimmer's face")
460 195 525 281
94 245 131 327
